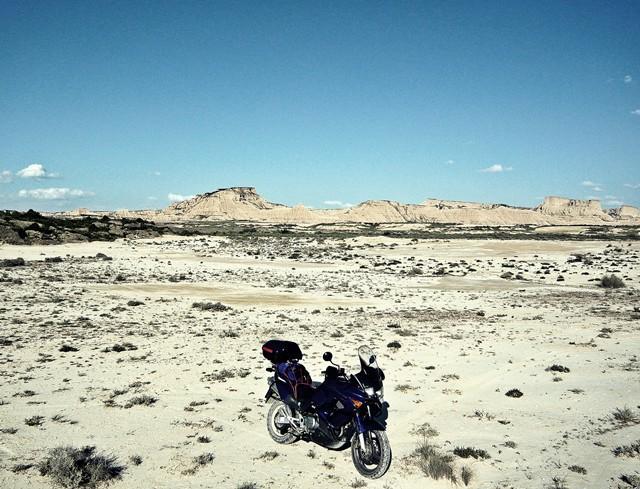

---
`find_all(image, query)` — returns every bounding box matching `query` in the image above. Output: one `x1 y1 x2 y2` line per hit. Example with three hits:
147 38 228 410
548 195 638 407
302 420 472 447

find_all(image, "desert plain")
1 229 639 489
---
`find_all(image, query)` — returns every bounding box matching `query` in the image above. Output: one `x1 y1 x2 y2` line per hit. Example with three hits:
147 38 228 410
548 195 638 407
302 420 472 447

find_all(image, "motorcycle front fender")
356 401 389 432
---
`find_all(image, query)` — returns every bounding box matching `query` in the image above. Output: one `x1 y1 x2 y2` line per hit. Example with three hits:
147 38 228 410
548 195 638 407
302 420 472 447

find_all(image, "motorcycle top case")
262 340 303 364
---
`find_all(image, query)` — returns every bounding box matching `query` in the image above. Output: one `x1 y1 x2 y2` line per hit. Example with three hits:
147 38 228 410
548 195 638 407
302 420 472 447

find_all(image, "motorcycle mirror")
323 352 333 362
369 355 376 365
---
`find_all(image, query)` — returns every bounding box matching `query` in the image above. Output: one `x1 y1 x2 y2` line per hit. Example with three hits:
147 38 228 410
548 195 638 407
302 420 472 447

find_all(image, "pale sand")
1 235 639 488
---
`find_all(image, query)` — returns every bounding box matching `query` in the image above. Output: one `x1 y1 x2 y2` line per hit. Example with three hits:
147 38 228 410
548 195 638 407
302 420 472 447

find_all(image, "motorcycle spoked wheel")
351 430 392 479
266 400 298 444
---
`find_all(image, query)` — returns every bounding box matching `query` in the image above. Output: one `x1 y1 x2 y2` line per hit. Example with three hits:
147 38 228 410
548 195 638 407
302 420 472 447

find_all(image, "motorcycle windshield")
357 345 383 391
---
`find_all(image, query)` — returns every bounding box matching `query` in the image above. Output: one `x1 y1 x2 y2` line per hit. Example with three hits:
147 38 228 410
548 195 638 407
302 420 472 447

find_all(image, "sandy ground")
1 235 639 489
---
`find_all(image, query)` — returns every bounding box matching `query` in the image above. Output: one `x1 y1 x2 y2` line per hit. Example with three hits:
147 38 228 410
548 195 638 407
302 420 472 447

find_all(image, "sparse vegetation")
568 465 587 474
192 301 231 312
124 395 157 408
453 446 491 460
38 445 124 488
600 274 625 288
612 406 639 425
256 451 279 461
612 440 640 458
412 439 457 483
461 466 474 486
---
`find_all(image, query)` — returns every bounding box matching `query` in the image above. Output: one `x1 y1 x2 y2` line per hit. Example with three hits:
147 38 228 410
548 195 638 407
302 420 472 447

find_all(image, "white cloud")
605 199 623 206
147 196 158 201
605 195 618 200
581 181 603 191
480 164 512 173
445 159 455 165
631 109 640 116
18 188 94 200
624 75 633 84
152 171 161 176
17 163 59 179
168 193 195 202
0 170 12 183
624 183 640 189
323 200 354 208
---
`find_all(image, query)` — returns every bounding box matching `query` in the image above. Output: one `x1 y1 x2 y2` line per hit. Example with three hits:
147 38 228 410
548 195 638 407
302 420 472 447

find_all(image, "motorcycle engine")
302 414 319 433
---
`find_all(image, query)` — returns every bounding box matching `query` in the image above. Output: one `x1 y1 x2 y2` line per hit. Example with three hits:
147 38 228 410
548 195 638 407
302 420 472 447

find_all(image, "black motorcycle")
262 340 391 478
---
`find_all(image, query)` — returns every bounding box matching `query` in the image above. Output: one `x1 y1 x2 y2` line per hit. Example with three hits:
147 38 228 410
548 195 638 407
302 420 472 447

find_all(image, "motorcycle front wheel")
351 430 392 478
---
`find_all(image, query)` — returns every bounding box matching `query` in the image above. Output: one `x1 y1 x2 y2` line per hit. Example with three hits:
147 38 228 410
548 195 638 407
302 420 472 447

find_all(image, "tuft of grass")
568 465 587 474
256 451 279 461
1 427 18 434
351 479 367 488
129 455 143 466
545 476 568 489
193 453 215 466
504 440 517 449
600 274 625 289
25 415 45 427
237 483 258 489
461 466 474 486
453 446 491 460
612 440 640 458
38 445 124 488
197 436 210 444
306 449 316 459
395 384 415 393
412 440 457 483
124 395 157 409
612 406 639 425
387 341 401 349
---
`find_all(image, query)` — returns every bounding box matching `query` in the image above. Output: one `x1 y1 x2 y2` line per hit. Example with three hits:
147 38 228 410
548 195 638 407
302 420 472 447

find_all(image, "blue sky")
1 1 639 211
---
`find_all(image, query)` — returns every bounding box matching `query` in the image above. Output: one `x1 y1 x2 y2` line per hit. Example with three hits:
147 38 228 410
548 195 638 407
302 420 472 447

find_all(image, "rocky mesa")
155 187 638 225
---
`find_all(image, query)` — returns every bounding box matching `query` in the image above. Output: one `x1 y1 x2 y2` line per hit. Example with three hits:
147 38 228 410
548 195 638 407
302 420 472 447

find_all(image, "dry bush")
600 274 625 289
38 446 124 488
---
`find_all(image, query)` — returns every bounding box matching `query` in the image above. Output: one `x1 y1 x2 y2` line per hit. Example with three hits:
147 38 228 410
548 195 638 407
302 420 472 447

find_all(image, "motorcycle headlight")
365 387 374 396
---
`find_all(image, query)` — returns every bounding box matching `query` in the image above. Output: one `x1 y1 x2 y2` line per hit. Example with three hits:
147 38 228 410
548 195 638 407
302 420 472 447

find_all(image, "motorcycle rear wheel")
267 401 298 444
351 430 392 479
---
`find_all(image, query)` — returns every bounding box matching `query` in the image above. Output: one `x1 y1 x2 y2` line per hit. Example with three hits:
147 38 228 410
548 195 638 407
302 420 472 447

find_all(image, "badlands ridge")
68 187 640 226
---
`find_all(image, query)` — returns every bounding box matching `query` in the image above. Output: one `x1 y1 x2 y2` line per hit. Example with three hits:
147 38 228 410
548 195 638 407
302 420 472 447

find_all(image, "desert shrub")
256 451 279 461
453 446 491 459
192 302 231 312
350 479 367 488
546 364 570 373
126 300 144 307
387 341 401 349
124 395 157 408
612 407 639 425
38 446 124 488
237 483 258 489
128 455 143 466
193 453 215 466
461 465 474 486
568 465 587 474
612 440 640 458
505 388 523 398
545 476 568 489
600 274 625 289
25 415 44 426
413 440 457 483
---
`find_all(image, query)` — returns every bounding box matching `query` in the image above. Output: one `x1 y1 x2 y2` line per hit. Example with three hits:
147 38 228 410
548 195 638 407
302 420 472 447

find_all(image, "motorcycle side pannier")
262 340 303 364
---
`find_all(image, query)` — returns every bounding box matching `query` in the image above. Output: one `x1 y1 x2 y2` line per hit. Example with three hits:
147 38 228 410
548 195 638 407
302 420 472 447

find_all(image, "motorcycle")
262 340 391 478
